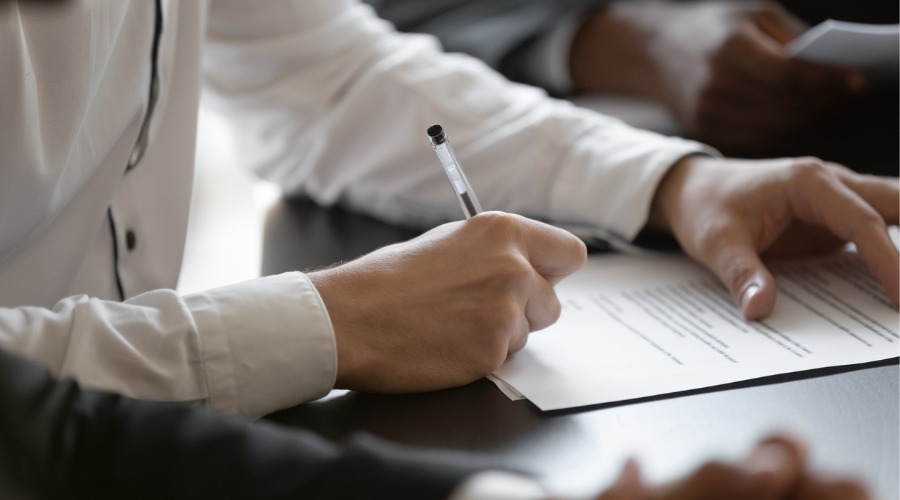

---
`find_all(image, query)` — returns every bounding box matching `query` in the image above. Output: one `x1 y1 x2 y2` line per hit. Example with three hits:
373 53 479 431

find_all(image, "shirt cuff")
549 126 718 243
506 14 582 95
184 272 337 418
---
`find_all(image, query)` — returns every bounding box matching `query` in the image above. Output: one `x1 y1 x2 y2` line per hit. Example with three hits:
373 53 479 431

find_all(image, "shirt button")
126 230 137 251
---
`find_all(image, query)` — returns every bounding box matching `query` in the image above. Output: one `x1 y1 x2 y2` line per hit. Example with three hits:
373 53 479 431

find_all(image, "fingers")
724 21 855 96
741 435 808 496
826 169 899 293
715 10 859 104
659 157 899 320
690 19 852 152
753 2 807 44
697 158 897 314
647 434 808 500
829 166 900 225
523 276 562 336
723 20 795 89
692 218 779 320
624 434 870 500
505 301 532 357
317 211 586 393
488 213 583 337
505 213 588 285
462 213 586 350
785 162 900 306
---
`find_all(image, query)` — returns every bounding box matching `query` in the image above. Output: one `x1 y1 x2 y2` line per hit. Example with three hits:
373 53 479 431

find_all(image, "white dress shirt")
0 0 709 421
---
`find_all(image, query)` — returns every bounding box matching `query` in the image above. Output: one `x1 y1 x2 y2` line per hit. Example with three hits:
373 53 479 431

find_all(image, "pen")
427 124 483 219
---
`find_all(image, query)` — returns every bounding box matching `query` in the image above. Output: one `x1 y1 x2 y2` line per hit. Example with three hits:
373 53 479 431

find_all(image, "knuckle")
508 325 529 354
534 293 562 331
566 237 588 268
547 294 562 324
472 211 520 239
473 304 519 371
473 322 515 376
475 345 508 375
492 256 532 290
471 210 509 225
788 157 840 188
791 156 828 175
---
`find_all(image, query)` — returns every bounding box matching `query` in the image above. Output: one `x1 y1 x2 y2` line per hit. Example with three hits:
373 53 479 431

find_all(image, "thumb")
736 267 777 322
702 234 777 320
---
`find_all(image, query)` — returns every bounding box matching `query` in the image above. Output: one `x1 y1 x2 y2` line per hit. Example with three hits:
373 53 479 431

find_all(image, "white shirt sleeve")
202 0 713 241
0 272 337 419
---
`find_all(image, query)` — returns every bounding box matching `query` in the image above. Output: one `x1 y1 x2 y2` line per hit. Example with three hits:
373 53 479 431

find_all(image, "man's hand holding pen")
309 212 587 393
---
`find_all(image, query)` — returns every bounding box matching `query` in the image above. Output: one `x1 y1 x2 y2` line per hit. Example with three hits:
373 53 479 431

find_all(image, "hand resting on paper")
650 155 899 320
597 434 871 500
309 212 587 394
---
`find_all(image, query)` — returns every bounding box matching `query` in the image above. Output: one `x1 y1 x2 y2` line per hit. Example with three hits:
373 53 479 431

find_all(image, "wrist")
648 155 706 233
307 266 368 390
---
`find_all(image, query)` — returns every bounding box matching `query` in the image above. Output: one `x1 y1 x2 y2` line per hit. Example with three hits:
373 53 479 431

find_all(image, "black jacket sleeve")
0 349 483 500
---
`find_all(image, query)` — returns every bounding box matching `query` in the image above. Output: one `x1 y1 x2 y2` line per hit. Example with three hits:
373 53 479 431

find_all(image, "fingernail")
740 284 760 311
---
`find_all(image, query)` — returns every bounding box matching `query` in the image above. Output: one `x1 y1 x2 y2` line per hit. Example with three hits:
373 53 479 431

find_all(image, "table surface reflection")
262 198 899 498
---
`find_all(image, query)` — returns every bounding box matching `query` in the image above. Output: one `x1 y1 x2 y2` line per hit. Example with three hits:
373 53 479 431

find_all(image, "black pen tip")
427 124 446 145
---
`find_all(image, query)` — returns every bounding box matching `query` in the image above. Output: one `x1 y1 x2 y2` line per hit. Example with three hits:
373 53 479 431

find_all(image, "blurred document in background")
789 20 899 81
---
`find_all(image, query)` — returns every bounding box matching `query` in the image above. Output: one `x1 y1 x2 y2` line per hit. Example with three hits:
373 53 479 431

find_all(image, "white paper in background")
788 20 900 80
492 251 899 411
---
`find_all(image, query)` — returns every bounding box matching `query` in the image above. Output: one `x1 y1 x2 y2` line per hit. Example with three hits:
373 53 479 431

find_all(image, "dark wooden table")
262 198 899 498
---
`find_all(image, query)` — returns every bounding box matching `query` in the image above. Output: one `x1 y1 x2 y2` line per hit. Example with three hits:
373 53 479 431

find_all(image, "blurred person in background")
369 0 899 173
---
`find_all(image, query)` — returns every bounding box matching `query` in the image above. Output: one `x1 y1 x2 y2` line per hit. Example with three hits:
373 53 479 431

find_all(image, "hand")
650 155 899 320
597 435 871 500
570 1 865 155
308 212 587 393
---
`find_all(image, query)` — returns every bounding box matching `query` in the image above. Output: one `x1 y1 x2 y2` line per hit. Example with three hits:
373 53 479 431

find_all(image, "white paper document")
492 252 899 411
788 20 899 80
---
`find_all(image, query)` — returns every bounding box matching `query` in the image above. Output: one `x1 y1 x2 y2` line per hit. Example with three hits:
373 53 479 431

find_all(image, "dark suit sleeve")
367 0 608 72
0 349 482 500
